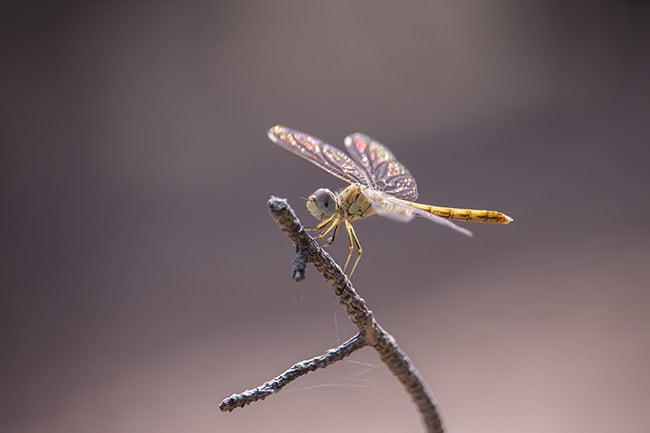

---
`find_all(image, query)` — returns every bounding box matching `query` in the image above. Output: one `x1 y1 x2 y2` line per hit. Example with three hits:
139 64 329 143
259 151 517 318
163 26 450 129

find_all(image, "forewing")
345 133 418 200
268 125 369 185
362 188 473 237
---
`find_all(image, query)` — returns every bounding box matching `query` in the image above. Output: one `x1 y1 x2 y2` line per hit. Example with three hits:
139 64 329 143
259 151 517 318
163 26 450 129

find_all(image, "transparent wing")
362 187 473 237
344 133 418 200
268 125 370 186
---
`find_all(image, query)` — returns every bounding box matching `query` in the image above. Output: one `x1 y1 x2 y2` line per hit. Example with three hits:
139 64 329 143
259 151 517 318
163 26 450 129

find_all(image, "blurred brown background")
2 1 649 432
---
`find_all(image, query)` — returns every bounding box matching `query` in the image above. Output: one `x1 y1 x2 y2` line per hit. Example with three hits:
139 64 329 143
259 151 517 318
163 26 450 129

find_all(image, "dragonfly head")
306 188 338 221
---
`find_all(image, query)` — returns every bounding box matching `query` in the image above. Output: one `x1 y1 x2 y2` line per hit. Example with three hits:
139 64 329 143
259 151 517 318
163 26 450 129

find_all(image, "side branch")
220 333 367 412
266 197 446 433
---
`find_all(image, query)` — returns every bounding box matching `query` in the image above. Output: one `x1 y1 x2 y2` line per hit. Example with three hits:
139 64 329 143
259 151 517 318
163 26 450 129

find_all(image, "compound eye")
313 189 330 207
312 188 336 216
317 191 331 208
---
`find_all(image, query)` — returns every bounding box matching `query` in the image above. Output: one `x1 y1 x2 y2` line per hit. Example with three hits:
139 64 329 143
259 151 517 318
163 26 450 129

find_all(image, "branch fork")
220 197 446 433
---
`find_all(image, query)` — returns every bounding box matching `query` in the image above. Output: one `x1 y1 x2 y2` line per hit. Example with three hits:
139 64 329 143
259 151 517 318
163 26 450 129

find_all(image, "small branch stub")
291 244 309 281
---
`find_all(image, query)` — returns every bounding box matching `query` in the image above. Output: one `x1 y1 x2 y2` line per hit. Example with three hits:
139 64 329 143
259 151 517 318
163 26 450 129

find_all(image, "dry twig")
219 333 366 411
219 197 446 433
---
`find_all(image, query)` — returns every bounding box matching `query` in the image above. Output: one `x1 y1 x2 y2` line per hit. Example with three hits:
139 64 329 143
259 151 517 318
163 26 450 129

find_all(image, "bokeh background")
3 1 649 432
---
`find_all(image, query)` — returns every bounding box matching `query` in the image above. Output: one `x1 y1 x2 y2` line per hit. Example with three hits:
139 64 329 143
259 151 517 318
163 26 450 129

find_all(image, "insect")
268 125 513 277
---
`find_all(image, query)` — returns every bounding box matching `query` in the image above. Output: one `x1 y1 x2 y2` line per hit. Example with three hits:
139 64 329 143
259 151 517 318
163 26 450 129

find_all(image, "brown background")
2 2 649 433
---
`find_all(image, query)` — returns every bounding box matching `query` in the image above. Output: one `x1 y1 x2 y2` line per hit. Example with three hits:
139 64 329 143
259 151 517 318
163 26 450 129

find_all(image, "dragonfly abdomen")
408 202 513 224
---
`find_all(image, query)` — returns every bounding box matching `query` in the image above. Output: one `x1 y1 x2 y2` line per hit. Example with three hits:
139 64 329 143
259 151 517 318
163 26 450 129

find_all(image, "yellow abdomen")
407 201 513 224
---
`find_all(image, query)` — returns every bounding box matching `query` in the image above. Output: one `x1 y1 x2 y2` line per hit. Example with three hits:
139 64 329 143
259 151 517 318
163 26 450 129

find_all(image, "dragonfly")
268 124 513 277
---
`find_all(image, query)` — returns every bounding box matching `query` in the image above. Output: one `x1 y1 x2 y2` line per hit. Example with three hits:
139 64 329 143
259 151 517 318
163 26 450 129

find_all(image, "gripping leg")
322 223 340 247
304 214 337 232
315 215 342 241
343 221 363 277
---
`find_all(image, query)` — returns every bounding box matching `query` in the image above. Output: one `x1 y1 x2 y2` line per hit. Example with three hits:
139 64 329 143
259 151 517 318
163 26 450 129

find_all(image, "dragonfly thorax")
307 188 339 221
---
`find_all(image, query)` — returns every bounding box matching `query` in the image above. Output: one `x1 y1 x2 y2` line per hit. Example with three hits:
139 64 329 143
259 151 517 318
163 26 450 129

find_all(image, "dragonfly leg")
322 223 340 247
343 221 363 277
315 215 342 241
304 216 335 232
